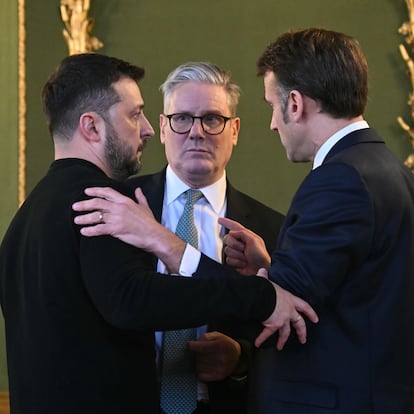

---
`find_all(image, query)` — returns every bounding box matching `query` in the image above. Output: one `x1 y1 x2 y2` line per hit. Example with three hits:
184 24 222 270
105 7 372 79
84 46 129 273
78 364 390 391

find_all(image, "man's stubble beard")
104 121 141 181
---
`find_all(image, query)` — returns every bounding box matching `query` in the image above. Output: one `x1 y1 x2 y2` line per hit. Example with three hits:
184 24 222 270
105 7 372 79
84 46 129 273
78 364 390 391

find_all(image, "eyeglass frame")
164 113 234 135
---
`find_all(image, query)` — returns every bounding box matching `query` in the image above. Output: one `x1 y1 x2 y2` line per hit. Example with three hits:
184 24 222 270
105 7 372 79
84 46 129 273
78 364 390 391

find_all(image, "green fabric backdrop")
0 0 412 390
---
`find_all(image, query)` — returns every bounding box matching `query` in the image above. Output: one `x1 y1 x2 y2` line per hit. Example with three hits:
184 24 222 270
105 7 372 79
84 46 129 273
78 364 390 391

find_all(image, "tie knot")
185 189 203 206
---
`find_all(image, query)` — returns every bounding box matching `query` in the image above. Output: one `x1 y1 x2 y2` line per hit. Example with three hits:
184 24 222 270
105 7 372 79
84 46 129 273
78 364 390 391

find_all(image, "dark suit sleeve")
207 337 252 412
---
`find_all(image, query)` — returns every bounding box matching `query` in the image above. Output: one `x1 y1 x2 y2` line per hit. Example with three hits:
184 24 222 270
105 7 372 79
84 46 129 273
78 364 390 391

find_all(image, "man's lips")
186 148 209 153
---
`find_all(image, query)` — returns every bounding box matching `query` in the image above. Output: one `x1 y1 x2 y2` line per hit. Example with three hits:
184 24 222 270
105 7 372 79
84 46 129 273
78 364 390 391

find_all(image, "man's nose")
189 118 205 139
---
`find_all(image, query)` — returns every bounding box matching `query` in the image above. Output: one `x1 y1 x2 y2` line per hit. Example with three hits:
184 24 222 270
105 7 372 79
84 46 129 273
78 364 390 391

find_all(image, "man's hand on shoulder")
72 186 186 273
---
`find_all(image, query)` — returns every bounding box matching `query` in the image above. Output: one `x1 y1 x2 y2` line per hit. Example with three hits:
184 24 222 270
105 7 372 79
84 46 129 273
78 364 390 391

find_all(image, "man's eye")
203 115 220 125
175 115 189 122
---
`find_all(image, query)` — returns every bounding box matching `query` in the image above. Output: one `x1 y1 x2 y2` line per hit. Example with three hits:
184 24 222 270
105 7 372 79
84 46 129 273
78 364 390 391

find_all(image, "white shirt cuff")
179 244 201 276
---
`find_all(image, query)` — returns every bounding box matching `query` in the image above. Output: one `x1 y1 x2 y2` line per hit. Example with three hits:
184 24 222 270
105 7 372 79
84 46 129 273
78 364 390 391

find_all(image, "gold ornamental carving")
18 0 26 205
398 0 414 171
60 0 103 55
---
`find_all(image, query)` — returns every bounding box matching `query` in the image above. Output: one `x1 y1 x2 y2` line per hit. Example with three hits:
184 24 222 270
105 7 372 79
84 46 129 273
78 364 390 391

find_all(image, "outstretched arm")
72 186 186 274
73 187 318 348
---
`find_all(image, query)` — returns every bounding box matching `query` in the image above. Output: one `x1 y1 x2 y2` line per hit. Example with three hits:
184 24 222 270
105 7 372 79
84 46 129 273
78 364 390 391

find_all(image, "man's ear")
159 114 167 145
288 90 304 121
231 117 240 147
79 112 102 142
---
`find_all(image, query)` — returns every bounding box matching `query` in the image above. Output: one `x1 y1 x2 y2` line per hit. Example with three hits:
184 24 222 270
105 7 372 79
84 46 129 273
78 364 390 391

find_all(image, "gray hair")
160 62 240 116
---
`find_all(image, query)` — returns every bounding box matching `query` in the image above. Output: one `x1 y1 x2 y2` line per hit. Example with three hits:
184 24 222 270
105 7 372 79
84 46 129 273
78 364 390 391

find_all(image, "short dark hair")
42 53 145 138
257 28 368 118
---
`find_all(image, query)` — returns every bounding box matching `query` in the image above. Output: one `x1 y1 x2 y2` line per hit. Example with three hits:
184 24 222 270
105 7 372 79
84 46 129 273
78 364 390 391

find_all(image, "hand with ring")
254 268 318 350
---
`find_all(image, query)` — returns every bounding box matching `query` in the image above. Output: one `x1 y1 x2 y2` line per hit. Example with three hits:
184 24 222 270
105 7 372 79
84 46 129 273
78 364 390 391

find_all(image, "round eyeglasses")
165 113 233 135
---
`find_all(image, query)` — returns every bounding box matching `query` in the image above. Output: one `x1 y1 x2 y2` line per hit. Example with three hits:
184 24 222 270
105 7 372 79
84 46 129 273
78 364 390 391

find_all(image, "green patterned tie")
160 189 203 414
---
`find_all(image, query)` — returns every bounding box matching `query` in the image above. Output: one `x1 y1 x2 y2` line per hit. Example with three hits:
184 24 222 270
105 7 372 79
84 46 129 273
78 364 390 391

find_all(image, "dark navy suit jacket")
129 169 284 414
248 128 414 414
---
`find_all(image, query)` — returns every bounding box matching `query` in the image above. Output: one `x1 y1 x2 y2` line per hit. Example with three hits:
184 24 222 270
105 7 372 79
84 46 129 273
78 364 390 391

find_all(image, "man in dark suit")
128 62 285 414
221 28 414 413
133 169 281 414
0 54 317 414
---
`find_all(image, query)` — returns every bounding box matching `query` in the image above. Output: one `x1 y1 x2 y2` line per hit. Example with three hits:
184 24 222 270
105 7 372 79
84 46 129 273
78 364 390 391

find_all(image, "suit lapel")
137 170 166 222
225 181 250 224
223 182 253 266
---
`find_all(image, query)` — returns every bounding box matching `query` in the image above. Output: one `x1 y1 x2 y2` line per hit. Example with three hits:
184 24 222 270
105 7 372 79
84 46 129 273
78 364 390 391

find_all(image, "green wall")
24 0 412 211
1 0 412 390
0 0 18 390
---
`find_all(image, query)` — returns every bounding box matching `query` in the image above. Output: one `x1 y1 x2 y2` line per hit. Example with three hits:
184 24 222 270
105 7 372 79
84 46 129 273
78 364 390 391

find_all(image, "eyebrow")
172 109 227 115
133 104 145 112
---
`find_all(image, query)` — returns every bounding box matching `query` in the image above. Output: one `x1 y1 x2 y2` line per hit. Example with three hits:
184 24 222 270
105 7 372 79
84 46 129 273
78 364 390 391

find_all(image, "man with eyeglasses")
73 62 286 414
164 113 233 136
135 62 284 414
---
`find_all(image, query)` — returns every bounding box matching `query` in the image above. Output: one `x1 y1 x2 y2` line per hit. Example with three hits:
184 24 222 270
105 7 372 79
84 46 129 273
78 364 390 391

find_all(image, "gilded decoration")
398 0 414 171
60 0 103 55
18 0 26 205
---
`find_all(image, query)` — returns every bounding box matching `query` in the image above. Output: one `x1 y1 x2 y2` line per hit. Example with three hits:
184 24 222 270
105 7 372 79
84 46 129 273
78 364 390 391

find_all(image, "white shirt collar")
313 120 370 169
165 165 227 214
